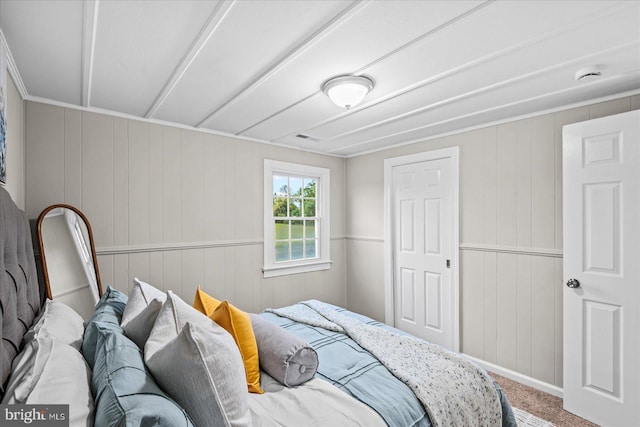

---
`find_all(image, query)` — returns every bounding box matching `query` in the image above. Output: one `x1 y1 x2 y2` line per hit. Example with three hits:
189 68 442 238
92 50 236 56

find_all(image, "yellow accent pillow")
193 287 263 394
193 287 221 316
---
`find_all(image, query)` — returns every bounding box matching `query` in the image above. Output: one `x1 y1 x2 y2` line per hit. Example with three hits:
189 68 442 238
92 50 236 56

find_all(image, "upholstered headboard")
0 187 42 396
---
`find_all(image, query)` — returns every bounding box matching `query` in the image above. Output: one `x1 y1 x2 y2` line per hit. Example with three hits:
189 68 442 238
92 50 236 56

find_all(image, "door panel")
425 272 442 330
401 267 416 322
583 300 621 397
563 109 640 426
393 157 452 348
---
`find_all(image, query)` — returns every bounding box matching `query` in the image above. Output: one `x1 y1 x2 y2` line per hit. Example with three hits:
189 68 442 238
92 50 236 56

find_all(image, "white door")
389 150 457 351
563 109 640 426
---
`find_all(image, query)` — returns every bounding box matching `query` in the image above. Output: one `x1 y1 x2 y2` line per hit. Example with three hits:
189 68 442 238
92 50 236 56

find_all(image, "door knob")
566 278 580 288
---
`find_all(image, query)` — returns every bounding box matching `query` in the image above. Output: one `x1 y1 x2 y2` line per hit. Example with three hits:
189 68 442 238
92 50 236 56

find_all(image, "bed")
0 186 516 427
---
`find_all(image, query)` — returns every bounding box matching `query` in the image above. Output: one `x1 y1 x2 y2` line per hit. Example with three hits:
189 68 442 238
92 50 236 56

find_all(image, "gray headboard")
0 187 42 396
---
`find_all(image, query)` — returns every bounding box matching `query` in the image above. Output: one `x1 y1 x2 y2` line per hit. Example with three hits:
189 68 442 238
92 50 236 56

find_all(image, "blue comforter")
261 304 516 427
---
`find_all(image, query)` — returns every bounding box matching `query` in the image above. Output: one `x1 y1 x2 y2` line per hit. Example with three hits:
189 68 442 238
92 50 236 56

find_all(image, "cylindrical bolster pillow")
250 313 318 387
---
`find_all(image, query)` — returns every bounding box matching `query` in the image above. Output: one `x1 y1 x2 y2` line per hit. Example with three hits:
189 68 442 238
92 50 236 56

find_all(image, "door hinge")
446 259 451 268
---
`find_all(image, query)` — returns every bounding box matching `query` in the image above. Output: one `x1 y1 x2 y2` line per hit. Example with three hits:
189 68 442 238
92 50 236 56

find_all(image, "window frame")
263 159 331 278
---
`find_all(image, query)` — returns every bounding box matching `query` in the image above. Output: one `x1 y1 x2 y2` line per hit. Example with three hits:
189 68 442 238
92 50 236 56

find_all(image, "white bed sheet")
248 372 387 427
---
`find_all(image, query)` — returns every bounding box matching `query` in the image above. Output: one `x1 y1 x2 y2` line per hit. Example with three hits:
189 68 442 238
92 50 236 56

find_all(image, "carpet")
514 407 555 427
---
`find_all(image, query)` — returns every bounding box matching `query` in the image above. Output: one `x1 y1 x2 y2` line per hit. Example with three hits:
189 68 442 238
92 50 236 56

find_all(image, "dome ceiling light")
322 75 374 109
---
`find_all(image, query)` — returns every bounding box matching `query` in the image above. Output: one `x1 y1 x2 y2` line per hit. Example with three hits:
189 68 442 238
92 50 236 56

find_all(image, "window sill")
263 260 332 278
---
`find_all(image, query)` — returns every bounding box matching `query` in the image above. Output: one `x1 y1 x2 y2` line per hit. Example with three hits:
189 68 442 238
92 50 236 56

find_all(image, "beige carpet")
491 373 599 427
513 407 554 426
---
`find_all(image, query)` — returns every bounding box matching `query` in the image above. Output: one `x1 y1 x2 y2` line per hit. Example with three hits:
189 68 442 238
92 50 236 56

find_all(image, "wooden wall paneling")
162 127 181 243
496 123 518 246
223 246 236 302
554 257 563 386
81 112 114 248
589 97 632 120
328 158 345 237
129 252 150 291
553 107 588 251
496 252 517 371
233 140 259 239
460 136 485 244
113 118 129 247
483 251 498 364
233 245 256 312
553 117 563 251
460 250 485 359
260 274 279 313
64 109 82 207
250 245 263 313
204 246 227 300
516 254 533 376
516 119 533 247
162 250 182 293
97 254 114 289
530 114 555 249
531 256 556 384
114 253 129 291
149 252 164 291
128 120 150 245
222 141 236 241
149 124 164 244
203 135 228 241
25 103 65 217
345 240 384 321
324 239 346 306
181 249 204 306
180 130 204 243
269 275 287 309
283 273 307 308
483 129 497 245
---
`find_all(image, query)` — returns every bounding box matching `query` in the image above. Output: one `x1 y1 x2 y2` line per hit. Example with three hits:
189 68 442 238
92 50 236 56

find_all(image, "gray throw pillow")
145 291 251 427
120 278 167 349
250 313 318 386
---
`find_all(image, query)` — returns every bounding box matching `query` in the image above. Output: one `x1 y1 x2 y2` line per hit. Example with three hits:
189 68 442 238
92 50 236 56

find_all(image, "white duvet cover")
248 372 387 427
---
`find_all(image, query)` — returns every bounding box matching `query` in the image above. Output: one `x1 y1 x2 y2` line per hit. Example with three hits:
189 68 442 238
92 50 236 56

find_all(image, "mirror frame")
36 204 103 300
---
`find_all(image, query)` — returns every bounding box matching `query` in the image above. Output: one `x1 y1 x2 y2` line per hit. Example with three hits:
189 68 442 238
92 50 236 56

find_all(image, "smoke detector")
575 66 603 82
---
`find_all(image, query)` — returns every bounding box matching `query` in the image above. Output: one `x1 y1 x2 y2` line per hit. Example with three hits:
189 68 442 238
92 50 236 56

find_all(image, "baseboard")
464 354 564 398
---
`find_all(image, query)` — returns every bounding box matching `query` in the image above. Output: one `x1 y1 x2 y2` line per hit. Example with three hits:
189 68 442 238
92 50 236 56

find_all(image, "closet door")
562 109 640 426
385 147 459 352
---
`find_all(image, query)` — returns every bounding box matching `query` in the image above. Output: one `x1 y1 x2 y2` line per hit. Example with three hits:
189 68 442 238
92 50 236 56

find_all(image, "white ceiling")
1 0 639 157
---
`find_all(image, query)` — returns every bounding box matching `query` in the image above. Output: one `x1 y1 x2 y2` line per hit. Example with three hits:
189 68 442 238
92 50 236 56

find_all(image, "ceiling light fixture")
322 75 374 109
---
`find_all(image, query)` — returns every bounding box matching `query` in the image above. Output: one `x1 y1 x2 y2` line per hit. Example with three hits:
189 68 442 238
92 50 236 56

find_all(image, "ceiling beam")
280 0 635 149
248 0 494 141
144 0 237 120
194 0 373 129
81 0 99 107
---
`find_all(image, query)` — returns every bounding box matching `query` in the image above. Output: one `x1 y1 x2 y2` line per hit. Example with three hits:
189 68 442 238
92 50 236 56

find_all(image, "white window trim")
263 159 331 278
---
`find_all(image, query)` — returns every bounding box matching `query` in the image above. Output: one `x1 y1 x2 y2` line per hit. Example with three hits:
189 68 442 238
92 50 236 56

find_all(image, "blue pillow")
82 286 128 367
95 286 128 315
92 329 194 427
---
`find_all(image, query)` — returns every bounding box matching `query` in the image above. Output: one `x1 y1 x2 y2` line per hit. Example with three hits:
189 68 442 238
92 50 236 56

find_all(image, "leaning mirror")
37 204 103 320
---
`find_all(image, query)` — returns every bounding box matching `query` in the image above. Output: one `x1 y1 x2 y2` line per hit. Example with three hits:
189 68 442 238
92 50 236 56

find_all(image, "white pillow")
120 278 167 348
24 299 85 350
145 291 250 427
1 335 95 427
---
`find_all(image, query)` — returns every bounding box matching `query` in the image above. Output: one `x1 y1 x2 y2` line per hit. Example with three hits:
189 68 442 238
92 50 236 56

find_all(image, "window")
263 160 331 277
